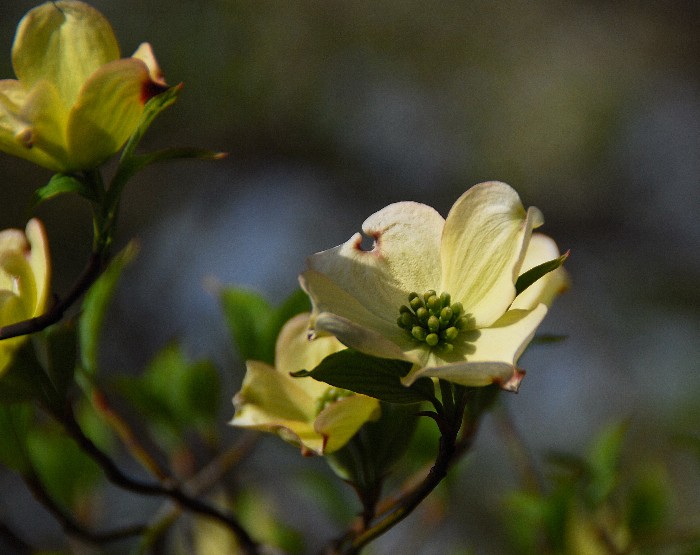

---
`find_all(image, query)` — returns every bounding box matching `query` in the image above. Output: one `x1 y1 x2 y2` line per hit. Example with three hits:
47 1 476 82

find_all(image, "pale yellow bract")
0 219 51 375
0 1 166 172
230 313 380 455
300 181 568 392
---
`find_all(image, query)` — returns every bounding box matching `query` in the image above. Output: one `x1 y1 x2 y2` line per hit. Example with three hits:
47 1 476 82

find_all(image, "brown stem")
0 253 105 341
59 406 260 554
24 471 146 544
0 521 32 554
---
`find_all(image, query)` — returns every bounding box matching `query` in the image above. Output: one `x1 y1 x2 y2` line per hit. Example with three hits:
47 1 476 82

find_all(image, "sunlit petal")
12 0 119 106
441 181 543 326
315 395 380 454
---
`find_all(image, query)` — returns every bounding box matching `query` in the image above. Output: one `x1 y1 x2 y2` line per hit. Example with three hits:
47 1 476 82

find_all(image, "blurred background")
0 1 699 553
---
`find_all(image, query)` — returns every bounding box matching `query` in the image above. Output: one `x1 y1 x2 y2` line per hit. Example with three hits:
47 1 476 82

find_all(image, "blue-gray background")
1 1 699 553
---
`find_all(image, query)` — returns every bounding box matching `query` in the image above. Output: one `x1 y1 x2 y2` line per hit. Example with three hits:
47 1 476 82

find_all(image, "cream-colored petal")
0 252 37 319
232 360 315 423
12 1 120 106
0 228 27 258
306 201 444 325
315 395 381 454
404 360 524 390
18 80 70 170
0 80 27 143
441 182 543 327
0 80 26 106
66 58 152 170
0 80 68 171
276 312 342 399
313 311 415 363
300 270 413 359
511 233 569 310
25 219 50 316
0 291 26 375
131 43 167 87
231 410 323 456
468 305 548 364
402 304 546 390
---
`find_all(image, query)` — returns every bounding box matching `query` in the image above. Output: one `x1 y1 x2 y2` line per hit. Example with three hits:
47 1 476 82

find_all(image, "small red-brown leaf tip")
140 79 171 104
499 368 526 392
300 445 315 457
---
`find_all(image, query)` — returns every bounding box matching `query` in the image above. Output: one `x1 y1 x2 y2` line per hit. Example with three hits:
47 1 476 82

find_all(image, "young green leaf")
114 344 220 449
32 173 98 206
0 340 60 409
0 403 33 472
119 85 182 163
515 251 569 296
79 243 137 375
220 288 275 364
220 287 310 365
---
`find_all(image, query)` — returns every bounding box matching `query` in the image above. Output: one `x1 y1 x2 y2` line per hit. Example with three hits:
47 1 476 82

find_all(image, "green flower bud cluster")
315 387 353 415
397 290 471 352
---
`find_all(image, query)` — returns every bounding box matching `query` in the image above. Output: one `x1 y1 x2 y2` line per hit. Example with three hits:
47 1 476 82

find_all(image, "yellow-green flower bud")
0 1 169 172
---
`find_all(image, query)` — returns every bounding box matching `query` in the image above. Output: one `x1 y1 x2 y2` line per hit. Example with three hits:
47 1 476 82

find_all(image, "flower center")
397 290 471 353
315 387 353 415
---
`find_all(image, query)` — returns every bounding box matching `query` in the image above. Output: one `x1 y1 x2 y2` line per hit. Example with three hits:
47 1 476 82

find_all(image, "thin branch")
0 521 32 554
327 389 474 554
343 433 457 554
138 433 261 551
0 253 104 341
90 388 170 481
59 406 260 555
24 471 146 544
326 385 492 555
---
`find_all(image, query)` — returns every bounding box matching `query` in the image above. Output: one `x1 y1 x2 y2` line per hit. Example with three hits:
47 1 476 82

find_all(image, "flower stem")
328 381 470 554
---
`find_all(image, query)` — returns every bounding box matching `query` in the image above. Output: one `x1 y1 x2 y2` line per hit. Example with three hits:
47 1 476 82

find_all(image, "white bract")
300 182 567 391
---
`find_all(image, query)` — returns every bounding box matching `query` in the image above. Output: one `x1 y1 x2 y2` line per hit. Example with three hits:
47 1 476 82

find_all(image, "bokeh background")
1 1 699 553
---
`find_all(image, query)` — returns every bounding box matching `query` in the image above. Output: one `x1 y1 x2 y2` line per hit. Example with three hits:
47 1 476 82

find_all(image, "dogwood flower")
300 181 567 391
0 0 168 172
230 313 380 455
0 219 51 375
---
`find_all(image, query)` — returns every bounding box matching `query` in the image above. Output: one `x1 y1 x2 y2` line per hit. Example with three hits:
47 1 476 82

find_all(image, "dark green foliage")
220 287 310 365
291 348 436 405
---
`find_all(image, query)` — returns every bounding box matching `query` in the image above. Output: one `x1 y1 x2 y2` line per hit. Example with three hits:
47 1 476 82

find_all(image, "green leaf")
327 402 420 489
530 333 568 345
220 288 275 363
584 420 627 505
27 424 102 509
114 344 220 449
119 85 182 163
111 148 226 195
627 462 669 536
32 173 98 206
35 323 78 401
0 403 33 472
79 243 137 375
515 251 569 296
292 349 436 404
220 287 310 365
105 86 186 208
267 289 312 342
